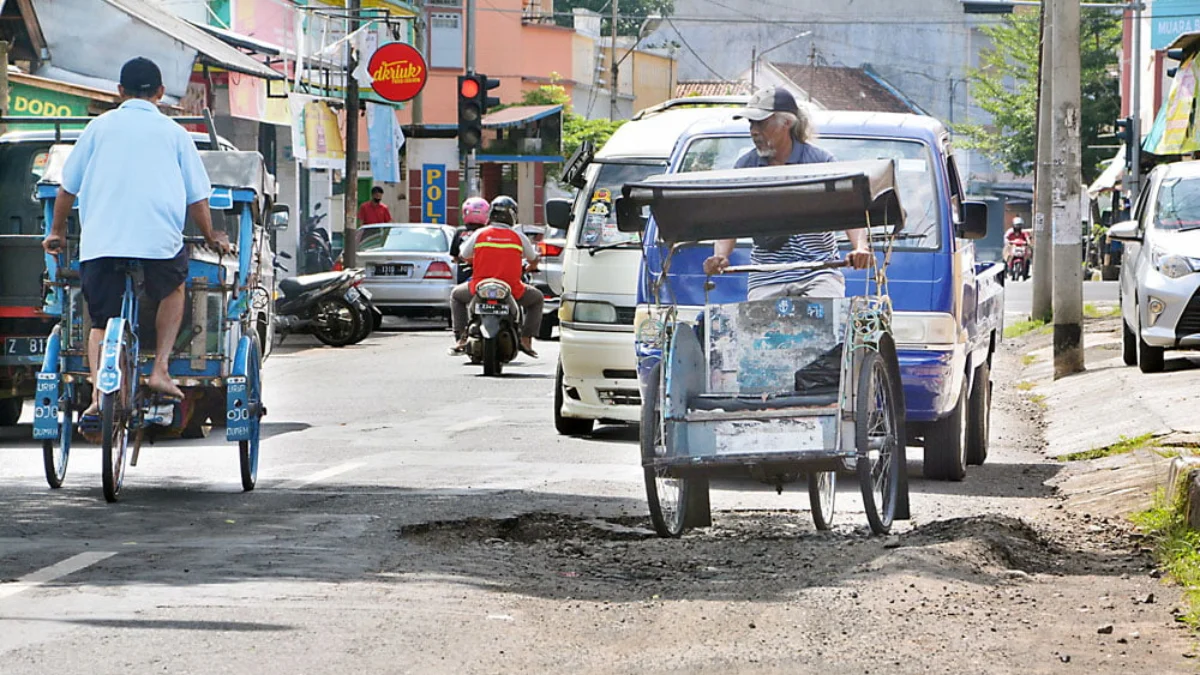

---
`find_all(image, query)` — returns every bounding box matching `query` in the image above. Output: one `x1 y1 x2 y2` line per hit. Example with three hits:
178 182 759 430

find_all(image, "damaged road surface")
0 330 1194 674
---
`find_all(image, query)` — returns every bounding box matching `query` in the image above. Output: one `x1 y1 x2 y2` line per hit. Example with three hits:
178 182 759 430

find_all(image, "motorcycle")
301 204 334 275
465 278 522 376
273 255 367 347
1008 242 1031 281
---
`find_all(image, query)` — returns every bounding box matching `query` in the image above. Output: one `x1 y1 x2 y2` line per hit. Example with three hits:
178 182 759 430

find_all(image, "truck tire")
0 397 22 426
924 378 968 481
965 362 991 466
554 361 593 435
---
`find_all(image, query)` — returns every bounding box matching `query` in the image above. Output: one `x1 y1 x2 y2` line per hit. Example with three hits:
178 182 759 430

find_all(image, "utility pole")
609 0 619 121
342 0 362 268
465 0 478 196
1051 0 1084 377
1129 1 1142 206
412 12 424 125
0 41 10 137
1032 3 1054 322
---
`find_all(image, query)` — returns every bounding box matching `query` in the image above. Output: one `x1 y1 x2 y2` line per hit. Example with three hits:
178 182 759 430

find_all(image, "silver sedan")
1112 160 1200 373
357 223 459 323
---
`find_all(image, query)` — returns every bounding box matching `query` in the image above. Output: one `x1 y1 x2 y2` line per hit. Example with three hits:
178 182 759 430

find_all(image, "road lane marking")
0 551 117 601
446 415 502 434
278 461 365 489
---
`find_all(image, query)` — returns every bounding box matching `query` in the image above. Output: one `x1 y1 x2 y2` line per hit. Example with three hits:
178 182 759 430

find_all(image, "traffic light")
1115 117 1134 171
1167 48 1186 79
457 74 502 153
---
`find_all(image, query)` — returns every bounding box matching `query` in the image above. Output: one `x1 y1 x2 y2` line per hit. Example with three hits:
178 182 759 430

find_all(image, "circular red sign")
368 42 428 103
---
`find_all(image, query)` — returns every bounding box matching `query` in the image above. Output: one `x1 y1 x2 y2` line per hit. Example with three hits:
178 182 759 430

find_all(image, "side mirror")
270 205 290 231
1107 219 1141 242
959 201 988 240
545 198 572 229
615 197 648 233
278 250 293 260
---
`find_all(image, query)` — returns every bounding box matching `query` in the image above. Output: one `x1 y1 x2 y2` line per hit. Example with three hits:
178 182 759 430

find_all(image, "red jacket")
469 225 526 299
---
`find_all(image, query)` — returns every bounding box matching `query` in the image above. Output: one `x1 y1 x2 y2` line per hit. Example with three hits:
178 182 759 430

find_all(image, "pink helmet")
462 197 490 226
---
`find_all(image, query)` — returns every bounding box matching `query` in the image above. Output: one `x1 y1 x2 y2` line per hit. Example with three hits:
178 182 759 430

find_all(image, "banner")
1157 55 1198 154
288 93 345 170
366 103 405 183
422 164 447 224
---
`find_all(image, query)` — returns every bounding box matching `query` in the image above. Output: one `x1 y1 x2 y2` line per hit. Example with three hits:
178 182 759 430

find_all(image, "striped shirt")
734 142 838 291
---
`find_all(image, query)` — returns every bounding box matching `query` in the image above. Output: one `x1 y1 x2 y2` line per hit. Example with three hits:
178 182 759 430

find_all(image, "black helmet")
490 195 519 226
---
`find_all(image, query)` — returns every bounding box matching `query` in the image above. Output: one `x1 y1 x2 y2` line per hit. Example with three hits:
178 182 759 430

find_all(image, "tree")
553 0 673 36
957 9 1121 183
504 81 625 182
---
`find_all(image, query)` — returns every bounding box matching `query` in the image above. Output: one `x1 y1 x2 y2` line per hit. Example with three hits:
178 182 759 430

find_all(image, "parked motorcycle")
1008 242 1031 281
464 279 522 376
301 204 334 275
273 256 366 347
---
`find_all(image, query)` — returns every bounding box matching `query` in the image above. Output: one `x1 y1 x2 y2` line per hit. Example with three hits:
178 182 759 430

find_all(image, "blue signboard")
422 163 447 224
1153 0 1200 50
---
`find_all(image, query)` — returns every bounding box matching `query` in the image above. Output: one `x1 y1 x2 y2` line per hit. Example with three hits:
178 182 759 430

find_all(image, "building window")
427 0 463 6
429 12 463 69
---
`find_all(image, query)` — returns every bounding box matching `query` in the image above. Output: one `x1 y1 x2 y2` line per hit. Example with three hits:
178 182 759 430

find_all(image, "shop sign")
7 83 89 118
422 164 447 224
367 42 428 103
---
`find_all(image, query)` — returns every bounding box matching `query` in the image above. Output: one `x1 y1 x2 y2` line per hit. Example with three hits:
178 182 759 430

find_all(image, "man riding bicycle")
42 57 231 424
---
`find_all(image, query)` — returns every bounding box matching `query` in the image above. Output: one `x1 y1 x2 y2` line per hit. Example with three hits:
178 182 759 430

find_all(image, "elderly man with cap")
703 87 873 300
42 57 230 421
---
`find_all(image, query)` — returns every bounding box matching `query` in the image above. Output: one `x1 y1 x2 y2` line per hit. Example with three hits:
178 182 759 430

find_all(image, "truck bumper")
897 347 967 423
559 326 641 423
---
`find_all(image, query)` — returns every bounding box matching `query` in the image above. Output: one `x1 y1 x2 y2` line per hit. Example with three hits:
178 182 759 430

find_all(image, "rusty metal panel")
707 297 848 395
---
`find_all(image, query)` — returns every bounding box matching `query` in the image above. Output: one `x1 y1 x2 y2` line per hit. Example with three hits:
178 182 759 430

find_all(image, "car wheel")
1122 319 1138 366
554 361 593 436
923 378 968 481
0 397 23 426
1137 318 1165 373
965 362 991 466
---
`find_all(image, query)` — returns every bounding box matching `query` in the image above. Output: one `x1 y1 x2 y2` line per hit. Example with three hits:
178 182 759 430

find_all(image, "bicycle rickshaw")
620 159 911 536
32 144 284 501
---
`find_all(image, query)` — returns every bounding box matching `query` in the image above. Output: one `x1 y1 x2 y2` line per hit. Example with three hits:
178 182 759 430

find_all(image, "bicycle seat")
279 271 346 296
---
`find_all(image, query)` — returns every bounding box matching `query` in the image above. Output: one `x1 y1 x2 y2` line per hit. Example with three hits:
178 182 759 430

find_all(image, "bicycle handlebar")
720 259 849 275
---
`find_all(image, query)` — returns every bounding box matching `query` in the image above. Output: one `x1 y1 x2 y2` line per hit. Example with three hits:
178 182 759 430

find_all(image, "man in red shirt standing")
357 186 392 225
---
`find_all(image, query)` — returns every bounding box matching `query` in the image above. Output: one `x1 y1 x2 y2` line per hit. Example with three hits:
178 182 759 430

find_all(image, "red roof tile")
769 64 915 114
675 80 752 98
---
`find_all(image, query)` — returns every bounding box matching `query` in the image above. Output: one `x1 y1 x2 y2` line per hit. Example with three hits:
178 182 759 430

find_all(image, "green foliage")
1004 318 1048 338
553 0 674 36
957 9 1121 183
1132 488 1200 629
1057 432 1158 461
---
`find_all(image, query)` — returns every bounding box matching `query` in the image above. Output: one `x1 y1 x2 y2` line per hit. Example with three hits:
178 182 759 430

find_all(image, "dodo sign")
367 42 428 103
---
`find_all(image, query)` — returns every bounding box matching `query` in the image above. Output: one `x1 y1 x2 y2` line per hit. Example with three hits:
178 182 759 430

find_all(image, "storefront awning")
1088 146 1126 199
483 105 563 129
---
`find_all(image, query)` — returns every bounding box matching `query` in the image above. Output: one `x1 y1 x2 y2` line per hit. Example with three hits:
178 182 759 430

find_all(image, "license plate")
476 303 509 315
4 337 48 357
345 287 361 302
375 264 413 277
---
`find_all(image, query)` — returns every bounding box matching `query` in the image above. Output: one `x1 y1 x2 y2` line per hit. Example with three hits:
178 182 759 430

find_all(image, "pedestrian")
702 87 873 299
41 56 230 427
358 186 392 225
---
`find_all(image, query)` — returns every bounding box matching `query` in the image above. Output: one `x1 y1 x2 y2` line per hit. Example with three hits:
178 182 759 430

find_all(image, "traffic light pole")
465 0 479 197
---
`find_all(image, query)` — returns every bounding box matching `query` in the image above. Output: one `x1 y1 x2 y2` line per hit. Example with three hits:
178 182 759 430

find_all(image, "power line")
664 15 732 81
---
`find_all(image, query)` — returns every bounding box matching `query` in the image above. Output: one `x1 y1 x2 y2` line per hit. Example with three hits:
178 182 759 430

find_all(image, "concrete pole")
0 41 10 137
343 0 362 268
465 0 478 197
1129 1 1142 206
1051 0 1085 377
412 12 424 125
610 0 619 121
1032 3 1054 322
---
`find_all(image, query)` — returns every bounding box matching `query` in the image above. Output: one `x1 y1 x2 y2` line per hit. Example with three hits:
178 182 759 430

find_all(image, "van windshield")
677 135 942 250
576 161 665 247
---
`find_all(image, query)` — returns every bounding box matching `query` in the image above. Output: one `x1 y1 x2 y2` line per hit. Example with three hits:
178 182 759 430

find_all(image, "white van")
546 97 749 435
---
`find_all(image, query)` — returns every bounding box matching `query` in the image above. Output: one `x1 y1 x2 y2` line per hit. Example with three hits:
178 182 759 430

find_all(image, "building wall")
656 0 1005 183
631 50 676 113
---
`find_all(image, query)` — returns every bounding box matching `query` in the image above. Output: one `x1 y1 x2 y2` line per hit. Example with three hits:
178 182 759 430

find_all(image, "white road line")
446 415 502 434
277 461 365 489
0 551 117 601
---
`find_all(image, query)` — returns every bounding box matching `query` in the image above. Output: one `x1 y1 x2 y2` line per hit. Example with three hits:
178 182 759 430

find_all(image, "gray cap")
733 87 801 122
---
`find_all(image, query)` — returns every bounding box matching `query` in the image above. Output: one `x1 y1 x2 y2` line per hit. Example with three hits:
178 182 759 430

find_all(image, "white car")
356 223 458 323
1111 160 1200 373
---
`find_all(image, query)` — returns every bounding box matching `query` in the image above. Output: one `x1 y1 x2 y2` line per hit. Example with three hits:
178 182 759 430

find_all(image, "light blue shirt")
61 99 212 262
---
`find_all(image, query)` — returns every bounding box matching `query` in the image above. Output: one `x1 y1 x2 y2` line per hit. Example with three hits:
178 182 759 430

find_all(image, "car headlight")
475 280 511 300
891 312 959 346
1154 249 1200 279
561 299 618 324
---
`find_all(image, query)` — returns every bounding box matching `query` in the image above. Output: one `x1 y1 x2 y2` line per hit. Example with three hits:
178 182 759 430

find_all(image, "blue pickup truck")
631 111 1006 481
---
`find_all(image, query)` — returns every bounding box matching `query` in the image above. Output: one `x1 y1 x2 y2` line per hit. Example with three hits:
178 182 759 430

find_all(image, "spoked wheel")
642 364 690 538
236 335 263 492
857 351 901 535
43 395 73 489
807 470 836 531
312 297 361 347
100 334 134 503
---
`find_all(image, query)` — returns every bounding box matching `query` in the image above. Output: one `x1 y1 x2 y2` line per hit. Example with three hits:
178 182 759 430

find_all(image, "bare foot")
147 371 184 400
81 404 100 418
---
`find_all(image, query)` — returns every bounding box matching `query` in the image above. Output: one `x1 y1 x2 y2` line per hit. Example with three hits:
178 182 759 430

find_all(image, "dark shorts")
80 247 188 326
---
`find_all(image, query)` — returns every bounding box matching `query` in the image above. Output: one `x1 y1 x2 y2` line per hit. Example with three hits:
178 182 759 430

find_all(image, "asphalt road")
1005 279 1119 317
0 320 1190 673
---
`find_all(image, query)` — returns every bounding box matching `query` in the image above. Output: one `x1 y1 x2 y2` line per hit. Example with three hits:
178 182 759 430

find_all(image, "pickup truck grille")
615 307 636 325
1177 290 1200 338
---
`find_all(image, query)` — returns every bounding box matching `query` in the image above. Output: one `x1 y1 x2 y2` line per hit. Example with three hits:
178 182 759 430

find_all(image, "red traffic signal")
460 77 480 99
